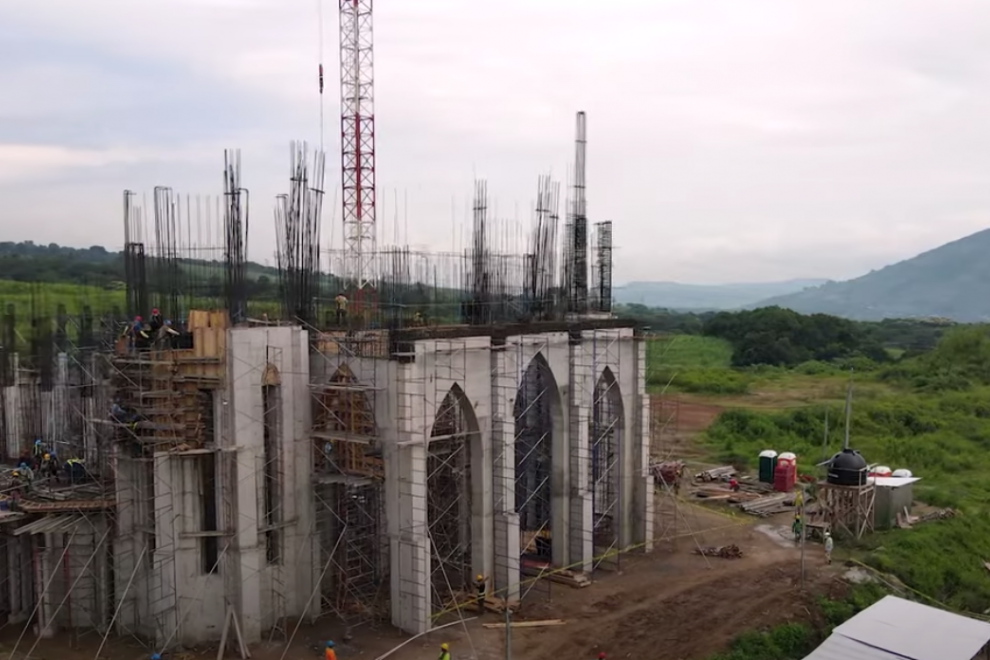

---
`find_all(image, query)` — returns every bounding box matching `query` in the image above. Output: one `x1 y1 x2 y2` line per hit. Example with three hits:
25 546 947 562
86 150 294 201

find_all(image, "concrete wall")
112 325 315 648
382 327 649 634
0 323 648 646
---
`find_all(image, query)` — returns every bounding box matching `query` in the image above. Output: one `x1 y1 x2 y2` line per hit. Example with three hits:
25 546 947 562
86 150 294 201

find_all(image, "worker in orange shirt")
325 641 336 660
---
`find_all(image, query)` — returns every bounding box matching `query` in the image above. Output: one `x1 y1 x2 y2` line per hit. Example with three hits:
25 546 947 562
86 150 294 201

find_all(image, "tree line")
616 303 951 367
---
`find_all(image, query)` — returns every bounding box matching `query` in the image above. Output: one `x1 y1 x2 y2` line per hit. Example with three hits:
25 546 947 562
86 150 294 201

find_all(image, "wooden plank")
482 620 565 630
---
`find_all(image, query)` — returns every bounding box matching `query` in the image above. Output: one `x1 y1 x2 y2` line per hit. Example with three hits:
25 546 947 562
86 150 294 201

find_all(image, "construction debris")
738 493 793 517
482 619 566 629
522 566 592 588
694 544 743 559
696 466 736 482
898 507 956 528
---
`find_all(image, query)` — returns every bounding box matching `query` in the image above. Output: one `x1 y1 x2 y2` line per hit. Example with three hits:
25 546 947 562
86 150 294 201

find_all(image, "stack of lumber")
696 466 736 482
521 565 591 588
694 544 743 559
737 492 792 517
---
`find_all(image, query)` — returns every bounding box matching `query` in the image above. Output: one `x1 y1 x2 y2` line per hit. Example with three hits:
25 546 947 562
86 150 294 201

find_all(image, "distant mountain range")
614 279 828 311
753 229 990 322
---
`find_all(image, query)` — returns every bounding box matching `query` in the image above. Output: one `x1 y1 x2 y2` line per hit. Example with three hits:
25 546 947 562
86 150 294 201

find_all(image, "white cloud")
2 0 990 284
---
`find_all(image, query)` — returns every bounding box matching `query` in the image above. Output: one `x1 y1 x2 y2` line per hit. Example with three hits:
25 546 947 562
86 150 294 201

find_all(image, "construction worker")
792 513 803 542
474 574 487 613
334 292 348 326
324 641 336 660
824 532 834 564
728 477 740 492
438 643 450 660
149 308 163 333
41 453 59 482
31 439 43 463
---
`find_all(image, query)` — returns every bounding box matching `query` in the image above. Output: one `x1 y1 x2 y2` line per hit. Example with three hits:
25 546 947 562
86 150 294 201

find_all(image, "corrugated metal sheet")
803 633 901 660
13 514 95 536
804 596 990 660
871 476 921 487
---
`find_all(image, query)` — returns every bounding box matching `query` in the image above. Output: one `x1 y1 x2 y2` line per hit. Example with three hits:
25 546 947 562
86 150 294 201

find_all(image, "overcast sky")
2 0 990 285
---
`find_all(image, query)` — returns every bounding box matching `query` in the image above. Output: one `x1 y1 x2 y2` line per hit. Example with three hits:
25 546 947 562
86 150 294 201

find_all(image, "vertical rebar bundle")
223 149 250 324
566 111 589 314
593 221 613 313
525 175 561 320
275 142 326 326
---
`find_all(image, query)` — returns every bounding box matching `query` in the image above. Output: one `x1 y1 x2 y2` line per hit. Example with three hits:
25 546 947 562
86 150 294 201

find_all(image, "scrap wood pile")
694 544 743 559
738 492 794 517
696 466 735 482
898 507 956 528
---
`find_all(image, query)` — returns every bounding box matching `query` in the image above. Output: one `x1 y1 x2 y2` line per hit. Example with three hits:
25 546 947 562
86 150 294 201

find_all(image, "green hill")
614 278 827 310
753 229 990 322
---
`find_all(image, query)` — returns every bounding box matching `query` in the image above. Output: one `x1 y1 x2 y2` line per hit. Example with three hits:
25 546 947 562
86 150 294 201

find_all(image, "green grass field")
700 366 990 614
646 335 751 395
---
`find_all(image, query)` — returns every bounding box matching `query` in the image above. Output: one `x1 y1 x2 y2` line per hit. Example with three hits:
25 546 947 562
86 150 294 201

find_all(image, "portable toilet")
758 450 778 483
774 452 797 492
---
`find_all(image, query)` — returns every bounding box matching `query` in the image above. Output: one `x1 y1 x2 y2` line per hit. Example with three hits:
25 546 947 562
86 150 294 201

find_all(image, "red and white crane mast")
339 0 377 291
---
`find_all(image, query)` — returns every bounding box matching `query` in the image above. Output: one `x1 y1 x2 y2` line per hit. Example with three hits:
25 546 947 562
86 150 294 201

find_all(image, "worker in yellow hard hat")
473 574 487 613
438 643 450 660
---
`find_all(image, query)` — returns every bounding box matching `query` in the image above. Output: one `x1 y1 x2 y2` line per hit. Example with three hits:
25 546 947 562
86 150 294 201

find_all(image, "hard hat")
599 653 607 659
43 454 49 461
34 439 41 445
134 316 142 322
152 308 159 315
441 643 449 651
476 574 483 581
151 654 161 660
326 641 335 648
11 470 18 477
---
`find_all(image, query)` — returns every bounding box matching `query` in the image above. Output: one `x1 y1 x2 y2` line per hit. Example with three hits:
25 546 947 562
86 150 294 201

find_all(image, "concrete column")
632 336 654 550
388 360 430 634
490 345 519 601
35 535 55 638
7 533 25 623
397 445 429 633
234 443 263 642
567 336 593 573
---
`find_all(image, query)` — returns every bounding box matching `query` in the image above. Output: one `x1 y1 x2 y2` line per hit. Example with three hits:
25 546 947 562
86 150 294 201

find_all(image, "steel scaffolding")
310 328 387 628
425 339 471 616
512 336 554 601
590 329 620 572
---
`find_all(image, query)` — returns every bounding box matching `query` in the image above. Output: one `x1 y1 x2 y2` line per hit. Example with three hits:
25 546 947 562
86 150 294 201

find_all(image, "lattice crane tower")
339 0 377 291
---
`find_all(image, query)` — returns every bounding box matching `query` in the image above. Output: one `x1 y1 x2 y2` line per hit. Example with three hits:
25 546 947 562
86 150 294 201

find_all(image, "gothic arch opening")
427 384 477 615
591 367 622 569
313 362 387 627
514 353 562 570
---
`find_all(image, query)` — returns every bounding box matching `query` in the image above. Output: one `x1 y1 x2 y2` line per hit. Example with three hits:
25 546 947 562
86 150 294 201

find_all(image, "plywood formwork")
109 310 228 452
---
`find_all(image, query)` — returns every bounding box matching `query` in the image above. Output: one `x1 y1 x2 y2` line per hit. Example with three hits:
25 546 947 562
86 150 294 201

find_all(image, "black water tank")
827 449 868 486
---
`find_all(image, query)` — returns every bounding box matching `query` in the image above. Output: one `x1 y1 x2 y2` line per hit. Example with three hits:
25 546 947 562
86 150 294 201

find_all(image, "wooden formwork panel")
315 330 390 358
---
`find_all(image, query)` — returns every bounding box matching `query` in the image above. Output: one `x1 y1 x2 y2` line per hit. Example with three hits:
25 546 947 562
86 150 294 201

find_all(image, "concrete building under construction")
0 114 651 650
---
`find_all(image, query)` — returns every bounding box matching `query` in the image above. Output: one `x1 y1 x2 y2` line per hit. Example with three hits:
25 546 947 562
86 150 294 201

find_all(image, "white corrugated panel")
803 634 901 660
814 596 990 660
